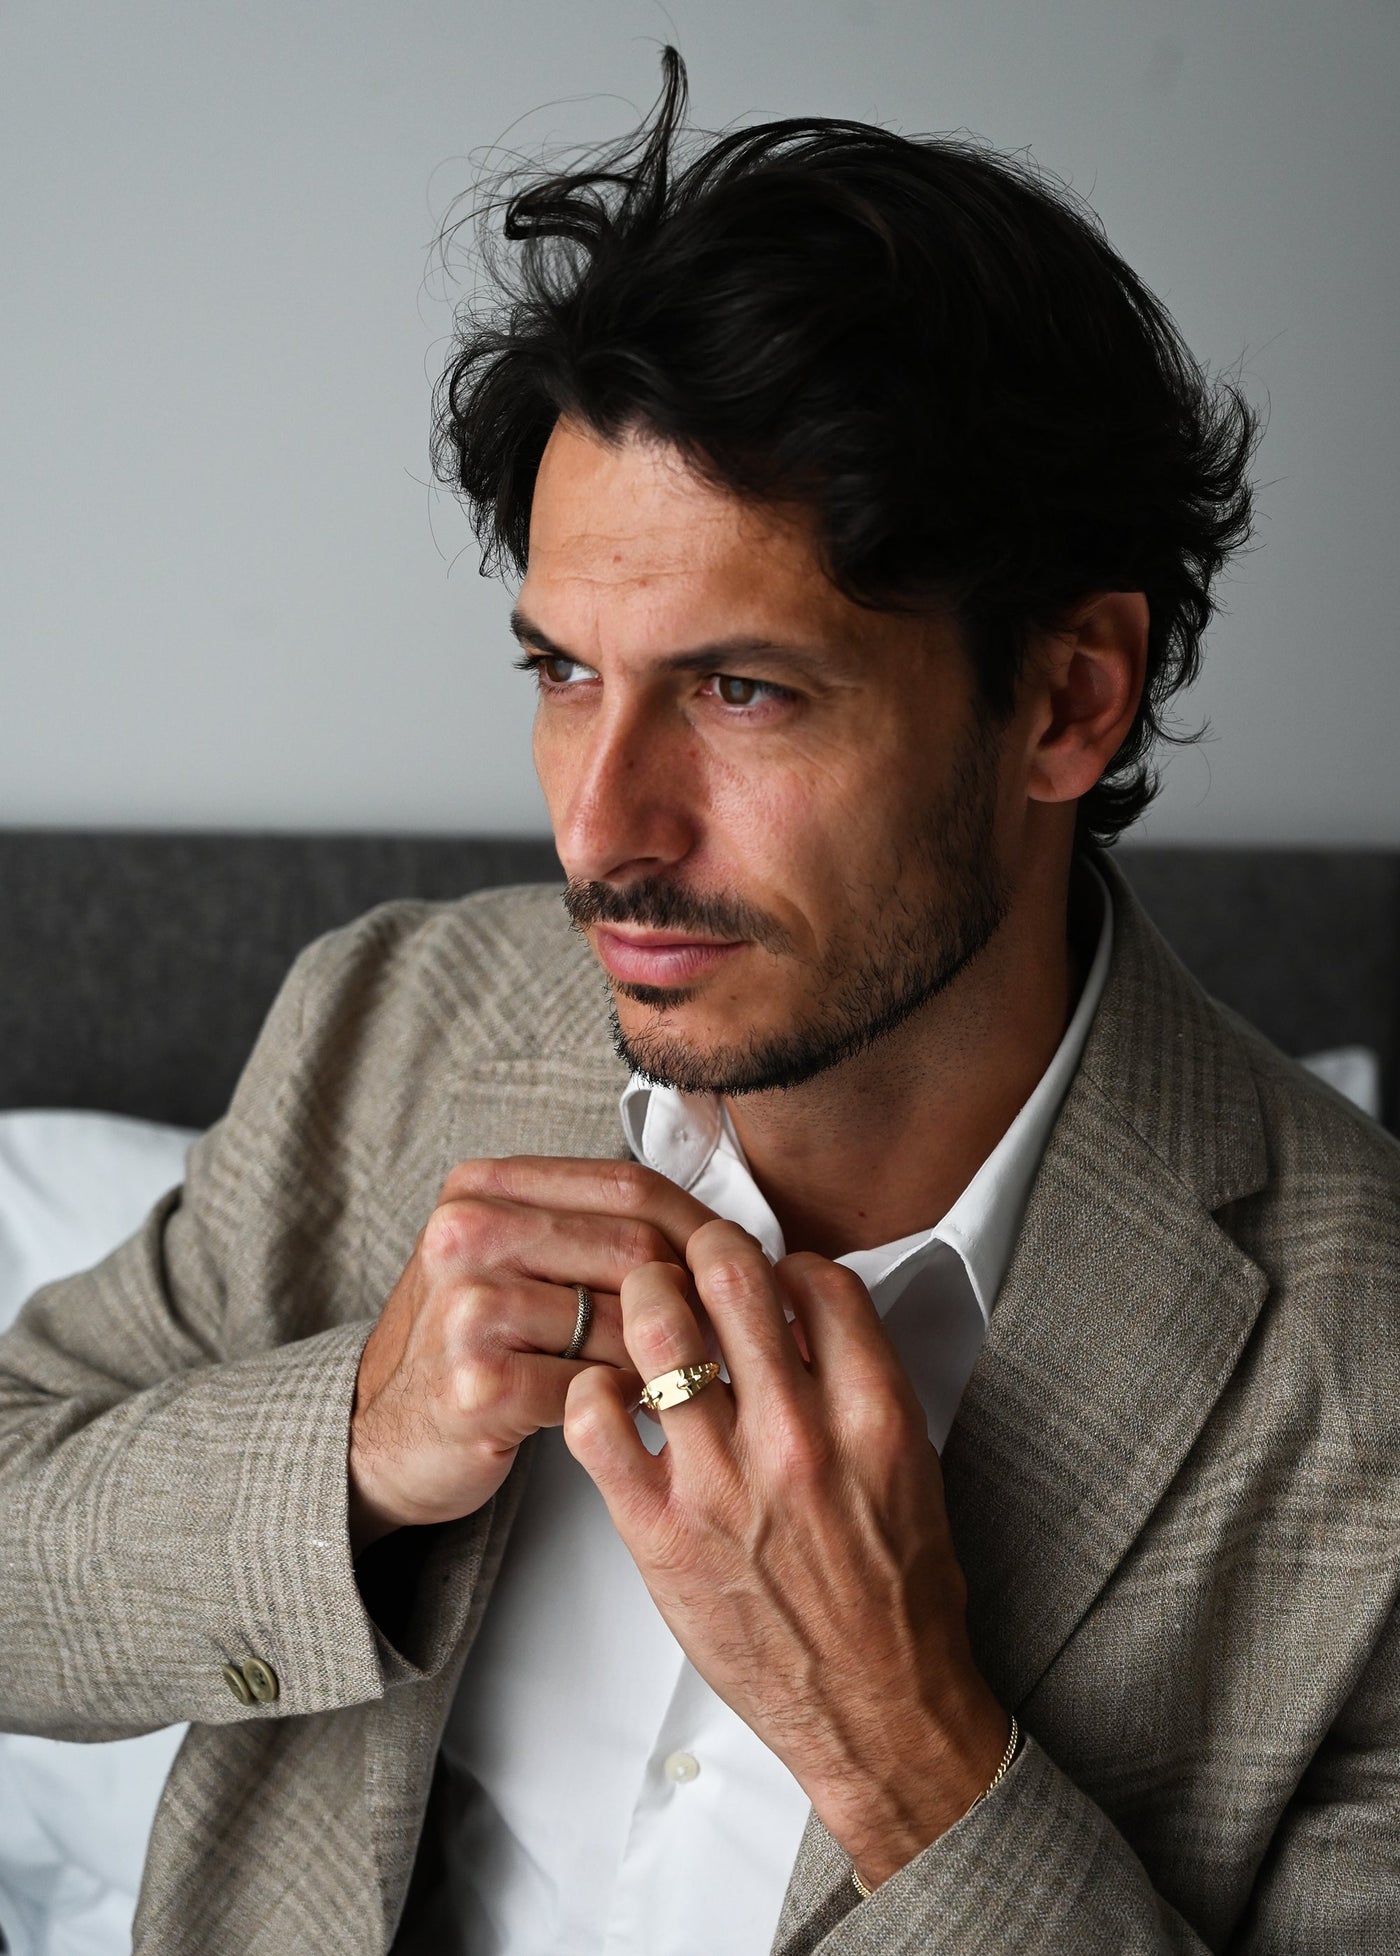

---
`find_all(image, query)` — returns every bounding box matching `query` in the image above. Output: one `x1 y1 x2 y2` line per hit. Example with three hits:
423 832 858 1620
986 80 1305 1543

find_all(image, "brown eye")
543 654 579 684
716 674 759 705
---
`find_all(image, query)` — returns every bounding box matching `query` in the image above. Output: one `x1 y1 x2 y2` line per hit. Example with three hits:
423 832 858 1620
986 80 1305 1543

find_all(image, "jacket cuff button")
240 1656 280 1703
221 1662 254 1705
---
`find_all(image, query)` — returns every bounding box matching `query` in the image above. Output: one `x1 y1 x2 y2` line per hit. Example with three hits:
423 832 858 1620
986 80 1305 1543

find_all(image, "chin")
607 996 861 1098
609 994 761 1094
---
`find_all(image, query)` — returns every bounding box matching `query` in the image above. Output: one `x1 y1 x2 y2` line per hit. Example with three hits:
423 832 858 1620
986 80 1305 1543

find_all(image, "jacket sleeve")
0 921 486 1741
774 1606 1400 1956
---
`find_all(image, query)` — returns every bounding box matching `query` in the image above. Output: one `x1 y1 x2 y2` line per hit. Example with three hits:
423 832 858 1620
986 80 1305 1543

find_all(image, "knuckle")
419 1202 483 1273
437 1157 498 1205
446 1281 497 1348
604 1158 655 1213
562 1380 608 1451
629 1298 687 1369
690 1220 768 1287
453 1349 508 1420
764 1407 830 1484
785 1253 865 1304
703 1255 761 1305
819 1263 869 1304
618 1219 672 1271
844 1381 922 1458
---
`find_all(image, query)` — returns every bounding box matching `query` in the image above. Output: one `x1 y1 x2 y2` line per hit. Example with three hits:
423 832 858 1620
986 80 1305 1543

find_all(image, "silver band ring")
639 1361 722 1413
560 1284 593 1361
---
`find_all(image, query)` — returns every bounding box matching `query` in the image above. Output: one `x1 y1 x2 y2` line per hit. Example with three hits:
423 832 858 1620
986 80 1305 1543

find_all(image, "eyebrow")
508 607 838 679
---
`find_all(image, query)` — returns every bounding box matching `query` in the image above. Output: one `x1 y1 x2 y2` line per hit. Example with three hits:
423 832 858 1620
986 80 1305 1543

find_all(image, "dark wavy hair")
432 48 1259 846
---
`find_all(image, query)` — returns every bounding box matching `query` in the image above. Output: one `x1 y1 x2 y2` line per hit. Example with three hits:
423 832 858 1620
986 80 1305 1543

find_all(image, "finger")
621 1261 734 1450
447 1276 631 1370
773 1253 904 1387
422 1196 689 1307
453 1346 620 1445
686 1219 810 1401
440 1155 717 1260
772 1257 931 1470
563 1364 666 1528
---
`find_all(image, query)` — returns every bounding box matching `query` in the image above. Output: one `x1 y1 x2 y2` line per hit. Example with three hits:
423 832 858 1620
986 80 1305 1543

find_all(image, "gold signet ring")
639 1361 722 1413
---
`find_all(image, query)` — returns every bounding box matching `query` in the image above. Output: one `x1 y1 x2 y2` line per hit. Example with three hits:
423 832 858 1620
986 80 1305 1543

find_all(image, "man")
1 47 1397 1956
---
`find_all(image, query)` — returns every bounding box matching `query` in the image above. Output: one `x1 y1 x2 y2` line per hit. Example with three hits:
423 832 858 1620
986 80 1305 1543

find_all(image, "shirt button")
663 1750 700 1784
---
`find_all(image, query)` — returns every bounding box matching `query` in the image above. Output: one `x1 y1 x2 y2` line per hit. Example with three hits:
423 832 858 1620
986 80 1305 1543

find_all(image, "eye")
710 673 789 708
514 651 594 688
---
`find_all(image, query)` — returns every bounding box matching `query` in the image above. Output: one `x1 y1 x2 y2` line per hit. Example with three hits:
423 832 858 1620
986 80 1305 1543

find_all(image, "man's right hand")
347 1155 714 1553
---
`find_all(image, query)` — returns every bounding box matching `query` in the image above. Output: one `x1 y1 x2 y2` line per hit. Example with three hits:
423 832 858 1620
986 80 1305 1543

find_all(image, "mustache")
563 876 793 954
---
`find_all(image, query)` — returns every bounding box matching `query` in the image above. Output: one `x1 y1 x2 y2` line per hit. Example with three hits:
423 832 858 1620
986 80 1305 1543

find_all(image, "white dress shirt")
435 870 1113 1954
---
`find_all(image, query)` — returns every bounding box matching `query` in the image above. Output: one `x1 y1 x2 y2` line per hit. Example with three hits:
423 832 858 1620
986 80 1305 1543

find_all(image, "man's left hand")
563 1218 1012 1891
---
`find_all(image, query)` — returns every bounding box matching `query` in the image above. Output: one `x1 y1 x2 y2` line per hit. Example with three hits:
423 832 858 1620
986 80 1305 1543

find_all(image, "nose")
543 695 697 886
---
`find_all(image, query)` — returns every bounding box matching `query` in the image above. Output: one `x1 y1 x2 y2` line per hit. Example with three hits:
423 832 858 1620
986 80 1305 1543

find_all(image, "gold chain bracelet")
850 1714 1020 1901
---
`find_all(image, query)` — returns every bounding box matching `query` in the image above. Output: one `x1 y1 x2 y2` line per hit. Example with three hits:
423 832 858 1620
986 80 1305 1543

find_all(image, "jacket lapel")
940 855 1270 1707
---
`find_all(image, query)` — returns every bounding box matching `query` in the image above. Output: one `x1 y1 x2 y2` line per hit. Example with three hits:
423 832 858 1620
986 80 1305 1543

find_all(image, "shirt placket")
602 1656 811 1956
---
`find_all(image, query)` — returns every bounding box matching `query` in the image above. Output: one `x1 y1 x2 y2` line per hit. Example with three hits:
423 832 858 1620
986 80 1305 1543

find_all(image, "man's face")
518 418 1019 1095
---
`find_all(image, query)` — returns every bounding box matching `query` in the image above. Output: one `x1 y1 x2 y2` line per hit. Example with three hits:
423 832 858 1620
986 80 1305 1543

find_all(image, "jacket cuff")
176 1319 390 1722
6 1320 391 1731
775 1734 1207 1955
354 1500 503 1688
197 1321 507 1714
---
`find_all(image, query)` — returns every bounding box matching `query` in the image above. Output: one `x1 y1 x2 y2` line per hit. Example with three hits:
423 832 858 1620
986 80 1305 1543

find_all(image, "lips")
594 928 744 988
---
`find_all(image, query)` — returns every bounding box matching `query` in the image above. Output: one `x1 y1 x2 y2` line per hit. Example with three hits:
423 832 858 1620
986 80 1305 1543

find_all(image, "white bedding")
0 1046 1385 1953
0 1113 195 1956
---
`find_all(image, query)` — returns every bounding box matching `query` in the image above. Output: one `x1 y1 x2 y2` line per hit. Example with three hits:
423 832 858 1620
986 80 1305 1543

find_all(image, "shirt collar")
620 862 1114 1323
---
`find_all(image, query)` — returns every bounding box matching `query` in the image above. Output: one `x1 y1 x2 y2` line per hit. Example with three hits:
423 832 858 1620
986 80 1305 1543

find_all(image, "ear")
1023 591 1149 806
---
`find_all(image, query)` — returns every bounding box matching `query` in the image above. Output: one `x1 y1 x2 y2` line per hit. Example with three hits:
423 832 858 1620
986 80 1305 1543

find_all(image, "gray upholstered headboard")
1 831 1395 1132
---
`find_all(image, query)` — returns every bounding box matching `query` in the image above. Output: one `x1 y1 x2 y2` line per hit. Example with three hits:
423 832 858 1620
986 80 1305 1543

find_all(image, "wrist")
816 1681 1014 1891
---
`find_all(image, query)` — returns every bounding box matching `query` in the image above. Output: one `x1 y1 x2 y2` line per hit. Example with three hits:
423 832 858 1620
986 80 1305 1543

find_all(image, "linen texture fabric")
0 856 1395 1954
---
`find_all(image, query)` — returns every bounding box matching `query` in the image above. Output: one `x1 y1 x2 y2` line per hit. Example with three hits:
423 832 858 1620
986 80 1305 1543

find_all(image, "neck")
724 859 1096 1259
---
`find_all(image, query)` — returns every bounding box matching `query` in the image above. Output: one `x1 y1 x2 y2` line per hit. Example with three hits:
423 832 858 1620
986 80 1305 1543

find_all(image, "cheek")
706 760 789 836
710 748 908 871
701 760 874 942
531 710 595 823
530 712 558 793
700 754 827 869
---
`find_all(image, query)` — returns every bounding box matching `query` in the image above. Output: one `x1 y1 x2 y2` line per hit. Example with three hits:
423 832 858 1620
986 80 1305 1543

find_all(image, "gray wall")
3 0 1396 843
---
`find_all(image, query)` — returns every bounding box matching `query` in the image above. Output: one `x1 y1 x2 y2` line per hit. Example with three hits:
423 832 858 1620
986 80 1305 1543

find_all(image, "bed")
0 830 1395 1955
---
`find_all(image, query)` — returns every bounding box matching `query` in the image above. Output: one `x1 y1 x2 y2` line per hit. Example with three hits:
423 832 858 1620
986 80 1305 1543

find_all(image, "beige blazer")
0 857 1396 1954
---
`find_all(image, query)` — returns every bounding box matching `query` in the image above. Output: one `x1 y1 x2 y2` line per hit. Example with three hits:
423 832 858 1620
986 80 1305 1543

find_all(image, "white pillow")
1298 1044 1383 1120
0 1111 196 1956
0 1111 197 1334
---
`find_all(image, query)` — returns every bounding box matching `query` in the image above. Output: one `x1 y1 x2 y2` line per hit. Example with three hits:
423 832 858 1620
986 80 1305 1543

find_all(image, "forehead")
521 418 883 655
